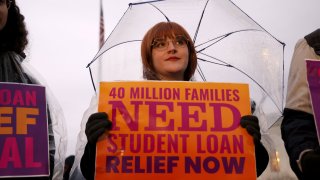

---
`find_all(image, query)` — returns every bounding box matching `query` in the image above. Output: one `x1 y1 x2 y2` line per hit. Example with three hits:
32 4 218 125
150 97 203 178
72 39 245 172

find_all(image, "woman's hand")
85 112 112 144
240 115 261 144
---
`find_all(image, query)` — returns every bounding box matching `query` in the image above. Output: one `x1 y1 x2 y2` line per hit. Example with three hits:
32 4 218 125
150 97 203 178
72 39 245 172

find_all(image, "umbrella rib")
87 40 142 68
198 54 282 113
193 0 210 82
129 0 165 6
197 58 207 82
149 4 170 22
196 29 263 53
198 57 229 67
193 0 210 43
88 67 97 94
196 64 207 81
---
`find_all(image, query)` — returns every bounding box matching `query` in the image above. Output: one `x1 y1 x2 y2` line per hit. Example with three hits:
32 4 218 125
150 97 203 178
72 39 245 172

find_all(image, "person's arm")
254 140 269 176
80 143 97 180
282 36 320 179
281 108 319 179
47 109 55 180
80 112 112 180
240 115 269 177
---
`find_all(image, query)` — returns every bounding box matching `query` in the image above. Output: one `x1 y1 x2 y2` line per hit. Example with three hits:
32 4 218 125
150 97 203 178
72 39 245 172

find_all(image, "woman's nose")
167 41 177 52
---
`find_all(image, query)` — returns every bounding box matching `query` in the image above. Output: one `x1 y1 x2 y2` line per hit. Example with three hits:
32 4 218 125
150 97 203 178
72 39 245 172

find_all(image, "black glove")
240 115 268 177
240 115 261 144
300 147 320 179
85 112 112 144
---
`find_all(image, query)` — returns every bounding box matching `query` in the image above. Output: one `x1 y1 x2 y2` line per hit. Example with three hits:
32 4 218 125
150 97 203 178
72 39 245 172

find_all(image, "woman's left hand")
240 115 261 144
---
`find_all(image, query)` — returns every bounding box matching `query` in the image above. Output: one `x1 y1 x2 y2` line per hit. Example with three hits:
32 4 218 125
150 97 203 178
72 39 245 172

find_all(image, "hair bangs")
152 22 188 40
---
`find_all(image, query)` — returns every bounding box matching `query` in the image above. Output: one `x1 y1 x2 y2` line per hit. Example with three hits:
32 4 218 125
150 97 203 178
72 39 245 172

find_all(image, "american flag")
99 0 105 48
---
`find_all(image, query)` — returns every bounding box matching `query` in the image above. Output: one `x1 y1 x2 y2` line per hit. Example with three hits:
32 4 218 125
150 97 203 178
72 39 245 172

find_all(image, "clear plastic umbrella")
85 0 288 178
87 0 285 130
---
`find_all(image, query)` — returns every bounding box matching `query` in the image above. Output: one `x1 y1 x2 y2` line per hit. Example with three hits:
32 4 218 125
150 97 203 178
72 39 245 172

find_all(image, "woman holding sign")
80 22 268 179
0 0 67 179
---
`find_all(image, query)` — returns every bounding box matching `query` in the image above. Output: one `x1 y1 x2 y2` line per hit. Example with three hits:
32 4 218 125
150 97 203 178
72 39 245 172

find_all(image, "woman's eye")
156 42 166 48
176 40 185 45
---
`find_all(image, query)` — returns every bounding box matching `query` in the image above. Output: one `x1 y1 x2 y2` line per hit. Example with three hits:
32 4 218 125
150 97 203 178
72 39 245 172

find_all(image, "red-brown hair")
141 22 197 81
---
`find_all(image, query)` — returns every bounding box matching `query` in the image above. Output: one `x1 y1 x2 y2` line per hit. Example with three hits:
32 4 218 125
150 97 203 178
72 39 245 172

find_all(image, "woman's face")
151 35 189 81
0 0 9 31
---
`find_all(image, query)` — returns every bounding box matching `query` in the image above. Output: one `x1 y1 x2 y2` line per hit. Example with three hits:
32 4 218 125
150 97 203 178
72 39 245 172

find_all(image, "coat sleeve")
281 108 318 179
80 143 96 180
281 37 320 179
255 141 269 177
285 39 319 114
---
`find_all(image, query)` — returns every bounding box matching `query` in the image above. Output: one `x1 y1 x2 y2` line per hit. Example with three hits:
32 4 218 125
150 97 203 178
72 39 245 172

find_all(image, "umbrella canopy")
87 0 285 130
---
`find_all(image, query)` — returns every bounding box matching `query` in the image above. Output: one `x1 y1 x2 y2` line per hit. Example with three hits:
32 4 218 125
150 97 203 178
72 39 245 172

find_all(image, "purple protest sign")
306 60 320 144
0 82 49 178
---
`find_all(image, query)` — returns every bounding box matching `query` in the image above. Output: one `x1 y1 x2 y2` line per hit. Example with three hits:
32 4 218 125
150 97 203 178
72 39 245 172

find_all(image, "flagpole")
98 0 105 87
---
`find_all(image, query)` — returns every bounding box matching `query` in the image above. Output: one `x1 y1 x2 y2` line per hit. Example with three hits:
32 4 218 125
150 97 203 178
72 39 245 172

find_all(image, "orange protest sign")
96 81 256 180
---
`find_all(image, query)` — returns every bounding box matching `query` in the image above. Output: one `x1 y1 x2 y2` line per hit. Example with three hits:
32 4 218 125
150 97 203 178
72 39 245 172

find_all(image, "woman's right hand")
85 112 112 144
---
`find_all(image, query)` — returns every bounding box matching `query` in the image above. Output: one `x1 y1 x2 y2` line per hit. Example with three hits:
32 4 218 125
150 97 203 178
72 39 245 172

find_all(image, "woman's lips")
166 56 180 61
